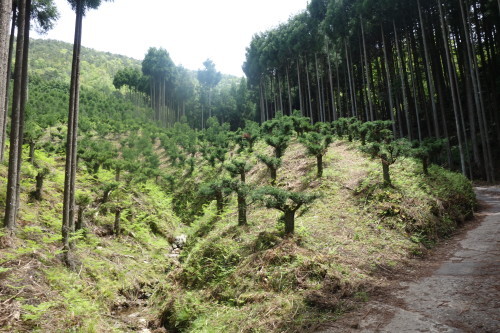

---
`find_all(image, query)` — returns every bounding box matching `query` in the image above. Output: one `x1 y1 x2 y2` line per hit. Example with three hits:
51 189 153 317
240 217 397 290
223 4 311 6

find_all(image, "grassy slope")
0 148 180 332
159 138 475 332
0 135 475 333
0 38 475 332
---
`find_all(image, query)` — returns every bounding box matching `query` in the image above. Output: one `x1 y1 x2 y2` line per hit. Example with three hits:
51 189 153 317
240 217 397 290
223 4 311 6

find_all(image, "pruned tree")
410 138 446 175
254 186 319 235
362 138 411 186
257 154 282 186
225 158 253 183
75 191 92 231
199 178 232 215
300 127 333 177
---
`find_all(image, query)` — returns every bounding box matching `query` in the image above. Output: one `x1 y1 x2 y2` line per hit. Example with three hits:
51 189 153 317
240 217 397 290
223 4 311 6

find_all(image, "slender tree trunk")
305 56 313 122
283 210 295 235
382 160 391 186
326 41 337 121
63 1 84 261
4 0 28 232
114 208 121 235
0 0 12 163
361 16 374 121
29 141 35 164
406 33 422 142
417 0 440 139
237 192 247 226
286 64 292 115
345 39 355 117
393 21 411 140
270 167 277 185
315 53 323 122
359 37 368 121
14 0 31 220
460 0 494 182
381 25 396 136
335 58 341 117
75 207 85 231
296 58 304 115
316 154 323 178
216 192 224 215
259 80 265 123
1 11 15 162
278 73 284 114
438 0 466 176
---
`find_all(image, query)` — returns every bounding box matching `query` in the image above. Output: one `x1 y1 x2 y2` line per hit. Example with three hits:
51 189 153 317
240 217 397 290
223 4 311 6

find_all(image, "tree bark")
381 24 396 136
316 154 323 178
459 0 494 182
305 56 313 122
114 208 121 235
417 0 440 139
286 64 292 115
63 1 84 258
283 210 295 235
406 33 422 142
237 192 247 226
326 41 337 121
270 167 277 185
438 0 466 176
4 0 28 232
393 21 411 140
382 159 391 186
0 0 12 163
296 58 304 115
14 0 31 221
1 11 15 162
361 16 374 121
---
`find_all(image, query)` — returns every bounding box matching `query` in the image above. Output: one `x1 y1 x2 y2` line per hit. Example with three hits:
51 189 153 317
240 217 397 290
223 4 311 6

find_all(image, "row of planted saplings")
193 113 447 236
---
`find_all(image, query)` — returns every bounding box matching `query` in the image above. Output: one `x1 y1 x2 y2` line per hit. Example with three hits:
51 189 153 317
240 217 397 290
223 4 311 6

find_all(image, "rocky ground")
318 186 500 333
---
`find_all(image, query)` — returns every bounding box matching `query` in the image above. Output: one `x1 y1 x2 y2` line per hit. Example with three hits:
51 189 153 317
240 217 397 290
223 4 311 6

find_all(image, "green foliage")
289 110 312 136
254 186 320 234
199 178 233 214
332 117 357 140
181 237 242 288
225 158 253 182
261 113 293 158
409 138 447 175
256 154 282 185
300 125 333 177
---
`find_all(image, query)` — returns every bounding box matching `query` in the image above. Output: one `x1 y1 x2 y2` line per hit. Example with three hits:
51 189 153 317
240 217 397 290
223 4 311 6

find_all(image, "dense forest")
74 0 500 182
241 0 500 182
0 0 496 332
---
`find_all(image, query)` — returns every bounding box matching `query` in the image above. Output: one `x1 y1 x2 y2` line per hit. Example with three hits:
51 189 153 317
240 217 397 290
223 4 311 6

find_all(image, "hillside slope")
0 132 475 332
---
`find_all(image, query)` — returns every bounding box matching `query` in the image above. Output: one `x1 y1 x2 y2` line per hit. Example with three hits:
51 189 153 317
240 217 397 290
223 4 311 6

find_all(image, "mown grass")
0 134 475 332
157 137 475 332
0 147 180 332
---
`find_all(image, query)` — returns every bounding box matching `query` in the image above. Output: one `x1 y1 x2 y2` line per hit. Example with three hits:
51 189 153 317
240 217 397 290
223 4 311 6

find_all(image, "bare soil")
317 186 500 333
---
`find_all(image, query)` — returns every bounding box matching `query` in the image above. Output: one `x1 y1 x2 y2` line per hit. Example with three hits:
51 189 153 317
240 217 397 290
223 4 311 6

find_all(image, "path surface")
318 186 500 333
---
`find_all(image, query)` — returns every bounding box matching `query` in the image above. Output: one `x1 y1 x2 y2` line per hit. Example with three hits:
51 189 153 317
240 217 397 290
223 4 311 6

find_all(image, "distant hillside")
28 38 239 93
29 38 142 92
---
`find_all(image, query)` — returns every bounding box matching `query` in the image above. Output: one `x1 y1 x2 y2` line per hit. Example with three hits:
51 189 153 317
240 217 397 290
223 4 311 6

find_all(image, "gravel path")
318 186 500 333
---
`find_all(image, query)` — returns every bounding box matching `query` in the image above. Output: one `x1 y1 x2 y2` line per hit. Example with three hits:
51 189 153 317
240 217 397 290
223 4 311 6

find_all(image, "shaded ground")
318 186 500 333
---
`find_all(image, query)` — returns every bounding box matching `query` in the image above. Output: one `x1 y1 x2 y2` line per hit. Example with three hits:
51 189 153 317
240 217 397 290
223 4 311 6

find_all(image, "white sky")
34 0 310 77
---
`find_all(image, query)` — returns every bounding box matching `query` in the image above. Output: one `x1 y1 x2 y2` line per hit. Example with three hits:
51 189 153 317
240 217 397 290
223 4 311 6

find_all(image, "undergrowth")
0 135 475 332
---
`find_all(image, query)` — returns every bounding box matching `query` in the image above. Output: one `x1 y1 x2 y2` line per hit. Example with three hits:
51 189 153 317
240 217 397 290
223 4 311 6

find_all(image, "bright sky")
34 0 310 77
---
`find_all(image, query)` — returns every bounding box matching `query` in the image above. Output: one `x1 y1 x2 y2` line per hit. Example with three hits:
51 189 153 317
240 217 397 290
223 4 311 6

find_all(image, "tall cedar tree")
63 0 113 265
3 0 30 233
